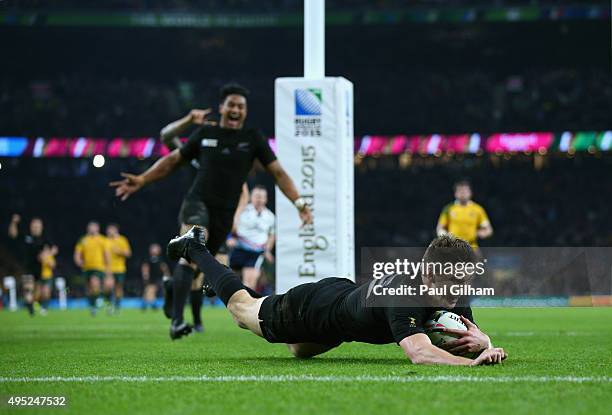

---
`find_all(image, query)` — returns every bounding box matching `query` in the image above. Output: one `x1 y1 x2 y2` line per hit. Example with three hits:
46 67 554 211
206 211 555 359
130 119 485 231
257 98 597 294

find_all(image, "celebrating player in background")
167 228 507 365
141 243 170 312
227 185 275 291
436 180 493 250
74 221 110 316
38 245 57 315
156 108 247 334
111 83 312 340
105 223 131 312
8 214 56 316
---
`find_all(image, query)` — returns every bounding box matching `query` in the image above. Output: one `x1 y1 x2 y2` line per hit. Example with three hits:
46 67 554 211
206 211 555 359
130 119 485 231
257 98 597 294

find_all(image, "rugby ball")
424 310 476 358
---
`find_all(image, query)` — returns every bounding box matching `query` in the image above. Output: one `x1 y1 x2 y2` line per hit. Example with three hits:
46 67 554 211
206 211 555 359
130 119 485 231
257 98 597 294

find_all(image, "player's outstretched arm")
109 149 183 201
400 333 506 366
265 161 313 226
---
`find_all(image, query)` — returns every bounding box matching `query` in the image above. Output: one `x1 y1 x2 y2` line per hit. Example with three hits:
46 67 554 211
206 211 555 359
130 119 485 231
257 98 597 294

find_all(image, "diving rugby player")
167 227 508 365
111 84 312 339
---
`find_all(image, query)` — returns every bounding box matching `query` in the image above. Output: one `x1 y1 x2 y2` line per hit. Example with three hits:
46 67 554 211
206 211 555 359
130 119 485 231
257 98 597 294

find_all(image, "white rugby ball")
424 310 473 357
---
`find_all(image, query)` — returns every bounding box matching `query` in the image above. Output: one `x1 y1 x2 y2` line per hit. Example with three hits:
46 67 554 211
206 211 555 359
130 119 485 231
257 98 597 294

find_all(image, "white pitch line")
0 375 610 384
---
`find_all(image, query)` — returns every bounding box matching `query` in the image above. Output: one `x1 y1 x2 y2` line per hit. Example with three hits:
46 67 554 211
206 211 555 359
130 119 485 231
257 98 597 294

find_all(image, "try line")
1 375 610 384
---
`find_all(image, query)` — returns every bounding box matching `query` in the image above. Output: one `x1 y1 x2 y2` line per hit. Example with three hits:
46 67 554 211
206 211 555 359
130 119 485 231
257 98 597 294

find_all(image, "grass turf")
1 307 611 415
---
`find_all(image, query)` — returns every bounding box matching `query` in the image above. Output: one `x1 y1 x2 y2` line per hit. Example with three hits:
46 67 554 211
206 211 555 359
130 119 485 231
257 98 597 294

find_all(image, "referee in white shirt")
228 185 275 290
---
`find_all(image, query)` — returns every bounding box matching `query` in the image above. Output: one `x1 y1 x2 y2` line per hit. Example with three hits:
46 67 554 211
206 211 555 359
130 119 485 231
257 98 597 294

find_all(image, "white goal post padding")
274 77 354 293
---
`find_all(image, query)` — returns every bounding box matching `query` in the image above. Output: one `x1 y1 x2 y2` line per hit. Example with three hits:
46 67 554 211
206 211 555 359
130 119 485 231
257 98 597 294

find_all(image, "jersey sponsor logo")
237 142 250 151
200 138 218 147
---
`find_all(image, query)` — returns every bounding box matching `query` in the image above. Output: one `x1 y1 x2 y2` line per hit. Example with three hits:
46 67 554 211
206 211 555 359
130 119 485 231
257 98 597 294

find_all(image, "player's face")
150 244 161 256
219 94 247 129
106 226 118 237
454 185 472 203
30 219 43 236
251 189 267 210
87 222 100 235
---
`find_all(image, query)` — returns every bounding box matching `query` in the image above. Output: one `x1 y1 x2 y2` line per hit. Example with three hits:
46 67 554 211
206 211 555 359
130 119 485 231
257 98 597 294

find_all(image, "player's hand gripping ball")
425 310 478 358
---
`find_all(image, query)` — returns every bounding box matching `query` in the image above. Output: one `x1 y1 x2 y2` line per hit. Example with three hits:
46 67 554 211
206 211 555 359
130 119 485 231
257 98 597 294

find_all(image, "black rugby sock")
172 264 194 324
187 243 248 306
190 289 203 325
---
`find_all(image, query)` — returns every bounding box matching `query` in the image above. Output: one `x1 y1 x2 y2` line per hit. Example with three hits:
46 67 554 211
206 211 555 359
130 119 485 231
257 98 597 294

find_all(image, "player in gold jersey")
37 244 57 315
436 180 493 250
74 221 110 316
106 224 131 312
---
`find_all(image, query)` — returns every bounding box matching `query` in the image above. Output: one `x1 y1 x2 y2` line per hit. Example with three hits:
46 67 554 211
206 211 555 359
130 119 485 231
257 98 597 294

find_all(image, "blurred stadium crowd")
3 67 610 137
3 0 602 12
1 17 610 136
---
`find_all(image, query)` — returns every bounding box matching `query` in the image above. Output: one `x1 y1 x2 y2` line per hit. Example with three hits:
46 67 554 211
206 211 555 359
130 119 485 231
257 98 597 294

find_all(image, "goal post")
274 0 355 293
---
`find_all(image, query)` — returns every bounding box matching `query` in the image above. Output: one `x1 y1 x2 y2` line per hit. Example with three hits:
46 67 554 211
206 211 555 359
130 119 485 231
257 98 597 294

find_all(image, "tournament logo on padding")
294 88 322 137
295 88 322 116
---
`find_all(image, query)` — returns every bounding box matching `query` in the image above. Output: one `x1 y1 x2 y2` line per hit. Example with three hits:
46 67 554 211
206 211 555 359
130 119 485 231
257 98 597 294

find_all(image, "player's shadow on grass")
241 357 409 366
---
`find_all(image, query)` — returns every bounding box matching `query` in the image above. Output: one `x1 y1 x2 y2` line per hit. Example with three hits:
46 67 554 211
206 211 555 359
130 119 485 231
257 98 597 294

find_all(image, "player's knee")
227 300 248 329
227 294 258 330
287 344 313 359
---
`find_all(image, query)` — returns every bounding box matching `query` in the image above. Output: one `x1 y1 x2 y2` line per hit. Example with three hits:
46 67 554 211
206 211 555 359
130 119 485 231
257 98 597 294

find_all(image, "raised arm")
110 149 183 201
8 214 20 239
400 333 506 366
265 160 312 226
160 109 213 150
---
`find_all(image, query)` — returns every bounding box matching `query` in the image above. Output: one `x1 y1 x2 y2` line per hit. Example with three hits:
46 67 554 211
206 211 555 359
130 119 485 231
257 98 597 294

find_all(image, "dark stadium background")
1 0 610 297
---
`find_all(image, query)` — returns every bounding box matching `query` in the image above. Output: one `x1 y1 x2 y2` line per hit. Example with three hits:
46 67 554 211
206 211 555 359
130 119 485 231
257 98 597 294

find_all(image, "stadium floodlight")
93 154 105 168
274 0 355 293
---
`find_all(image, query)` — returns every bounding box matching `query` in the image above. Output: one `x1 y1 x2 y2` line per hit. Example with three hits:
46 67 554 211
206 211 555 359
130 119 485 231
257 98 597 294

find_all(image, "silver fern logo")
295 88 322 116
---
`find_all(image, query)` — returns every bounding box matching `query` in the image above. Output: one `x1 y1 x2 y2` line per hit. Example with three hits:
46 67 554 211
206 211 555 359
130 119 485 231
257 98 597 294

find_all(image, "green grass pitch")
1 307 611 414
